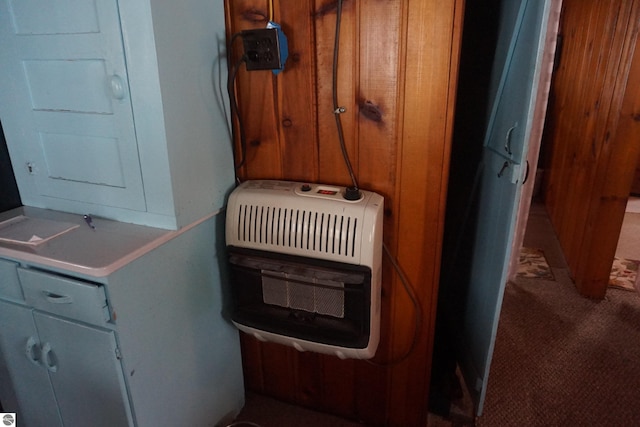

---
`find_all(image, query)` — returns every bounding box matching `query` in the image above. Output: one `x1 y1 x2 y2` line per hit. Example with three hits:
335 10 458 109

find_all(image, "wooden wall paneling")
294 352 324 409
386 1 462 425
559 1 616 270
312 1 372 421
542 2 578 220
573 1 640 297
565 1 620 273
239 336 265 391
259 342 299 400
316 356 356 418
545 1 612 267
544 0 590 270
314 0 359 186
549 1 610 266
225 0 464 424
276 1 319 182
355 0 401 194
543 0 640 297
545 1 600 233
571 1 633 264
577 0 632 279
227 0 283 180
353 0 404 423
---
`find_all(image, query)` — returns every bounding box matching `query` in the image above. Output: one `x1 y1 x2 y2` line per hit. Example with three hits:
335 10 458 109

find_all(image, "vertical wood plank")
319 356 357 418
239 334 265 392
277 1 319 182
353 0 404 423
260 342 299 401
574 0 640 297
543 0 640 298
387 0 462 425
314 0 359 187
293 352 324 409
566 1 629 269
227 0 283 180
355 0 401 196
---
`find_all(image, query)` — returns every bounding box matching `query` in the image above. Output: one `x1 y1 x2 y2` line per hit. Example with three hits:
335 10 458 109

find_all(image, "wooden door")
543 0 640 298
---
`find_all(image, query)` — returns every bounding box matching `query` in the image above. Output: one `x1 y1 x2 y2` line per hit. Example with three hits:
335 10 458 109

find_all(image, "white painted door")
33 312 133 427
457 0 554 415
0 0 145 210
0 301 63 427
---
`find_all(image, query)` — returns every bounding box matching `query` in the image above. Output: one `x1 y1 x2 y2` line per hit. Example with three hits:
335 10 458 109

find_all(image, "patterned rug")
517 247 554 280
609 258 640 292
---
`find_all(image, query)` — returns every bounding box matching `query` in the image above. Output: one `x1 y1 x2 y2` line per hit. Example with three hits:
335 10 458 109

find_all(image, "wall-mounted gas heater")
225 180 383 359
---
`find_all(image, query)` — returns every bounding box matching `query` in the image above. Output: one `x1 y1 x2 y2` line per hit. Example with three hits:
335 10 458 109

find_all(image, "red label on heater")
317 189 337 195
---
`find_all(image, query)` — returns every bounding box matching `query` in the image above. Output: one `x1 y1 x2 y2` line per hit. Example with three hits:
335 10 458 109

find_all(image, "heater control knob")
301 184 312 192
344 186 362 201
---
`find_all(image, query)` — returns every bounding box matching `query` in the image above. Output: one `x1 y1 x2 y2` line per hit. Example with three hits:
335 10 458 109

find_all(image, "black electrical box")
241 28 283 71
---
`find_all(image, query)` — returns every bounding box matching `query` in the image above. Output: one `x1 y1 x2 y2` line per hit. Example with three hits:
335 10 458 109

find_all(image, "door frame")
507 0 563 281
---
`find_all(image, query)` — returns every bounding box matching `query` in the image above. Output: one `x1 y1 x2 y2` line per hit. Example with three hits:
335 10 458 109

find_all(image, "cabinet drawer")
0 258 23 302
18 268 109 326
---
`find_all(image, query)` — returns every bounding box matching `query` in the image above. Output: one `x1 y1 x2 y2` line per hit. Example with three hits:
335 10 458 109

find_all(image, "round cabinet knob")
110 74 126 100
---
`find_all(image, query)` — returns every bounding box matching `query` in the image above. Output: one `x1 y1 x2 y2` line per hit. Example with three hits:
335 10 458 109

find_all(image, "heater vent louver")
236 204 358 258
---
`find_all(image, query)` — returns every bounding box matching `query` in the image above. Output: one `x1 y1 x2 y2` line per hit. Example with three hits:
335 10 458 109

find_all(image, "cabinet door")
0 0 145 211
0 301 63 427
33 312 133 427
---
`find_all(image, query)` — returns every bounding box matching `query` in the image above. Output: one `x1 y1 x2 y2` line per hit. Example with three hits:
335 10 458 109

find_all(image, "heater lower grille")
228 247 372 349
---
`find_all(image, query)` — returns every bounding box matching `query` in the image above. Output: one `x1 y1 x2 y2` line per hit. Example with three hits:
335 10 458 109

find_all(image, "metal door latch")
498 161 510 178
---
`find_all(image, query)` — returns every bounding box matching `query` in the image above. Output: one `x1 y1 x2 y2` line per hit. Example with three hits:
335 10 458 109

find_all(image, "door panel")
23 59 114 114
0 301 63 427
0 0 145 211
8 0 101 34
34 312 133 427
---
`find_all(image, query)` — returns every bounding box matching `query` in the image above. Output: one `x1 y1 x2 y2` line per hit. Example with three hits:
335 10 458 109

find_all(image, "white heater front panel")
226 180 383 359
226 180 383 268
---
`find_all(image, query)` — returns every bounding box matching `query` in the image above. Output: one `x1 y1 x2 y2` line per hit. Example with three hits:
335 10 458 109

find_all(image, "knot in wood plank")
359 99 383 123
241 8 268 24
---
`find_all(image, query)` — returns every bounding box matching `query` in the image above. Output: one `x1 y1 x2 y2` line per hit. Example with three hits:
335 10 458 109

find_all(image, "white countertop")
0 206 215 277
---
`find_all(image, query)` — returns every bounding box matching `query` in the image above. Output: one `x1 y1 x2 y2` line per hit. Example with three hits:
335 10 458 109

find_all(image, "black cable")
366 243 423 367
332 0 360 195
227 31 248 177
228 54 248 173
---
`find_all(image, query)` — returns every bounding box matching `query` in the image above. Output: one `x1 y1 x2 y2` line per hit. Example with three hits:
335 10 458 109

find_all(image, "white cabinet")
0 301 132 427
0 207 245 427
0 265 132 427
0 0 235 230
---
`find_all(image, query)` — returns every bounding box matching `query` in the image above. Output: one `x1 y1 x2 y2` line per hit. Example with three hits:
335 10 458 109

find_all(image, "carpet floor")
477 204 640 426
